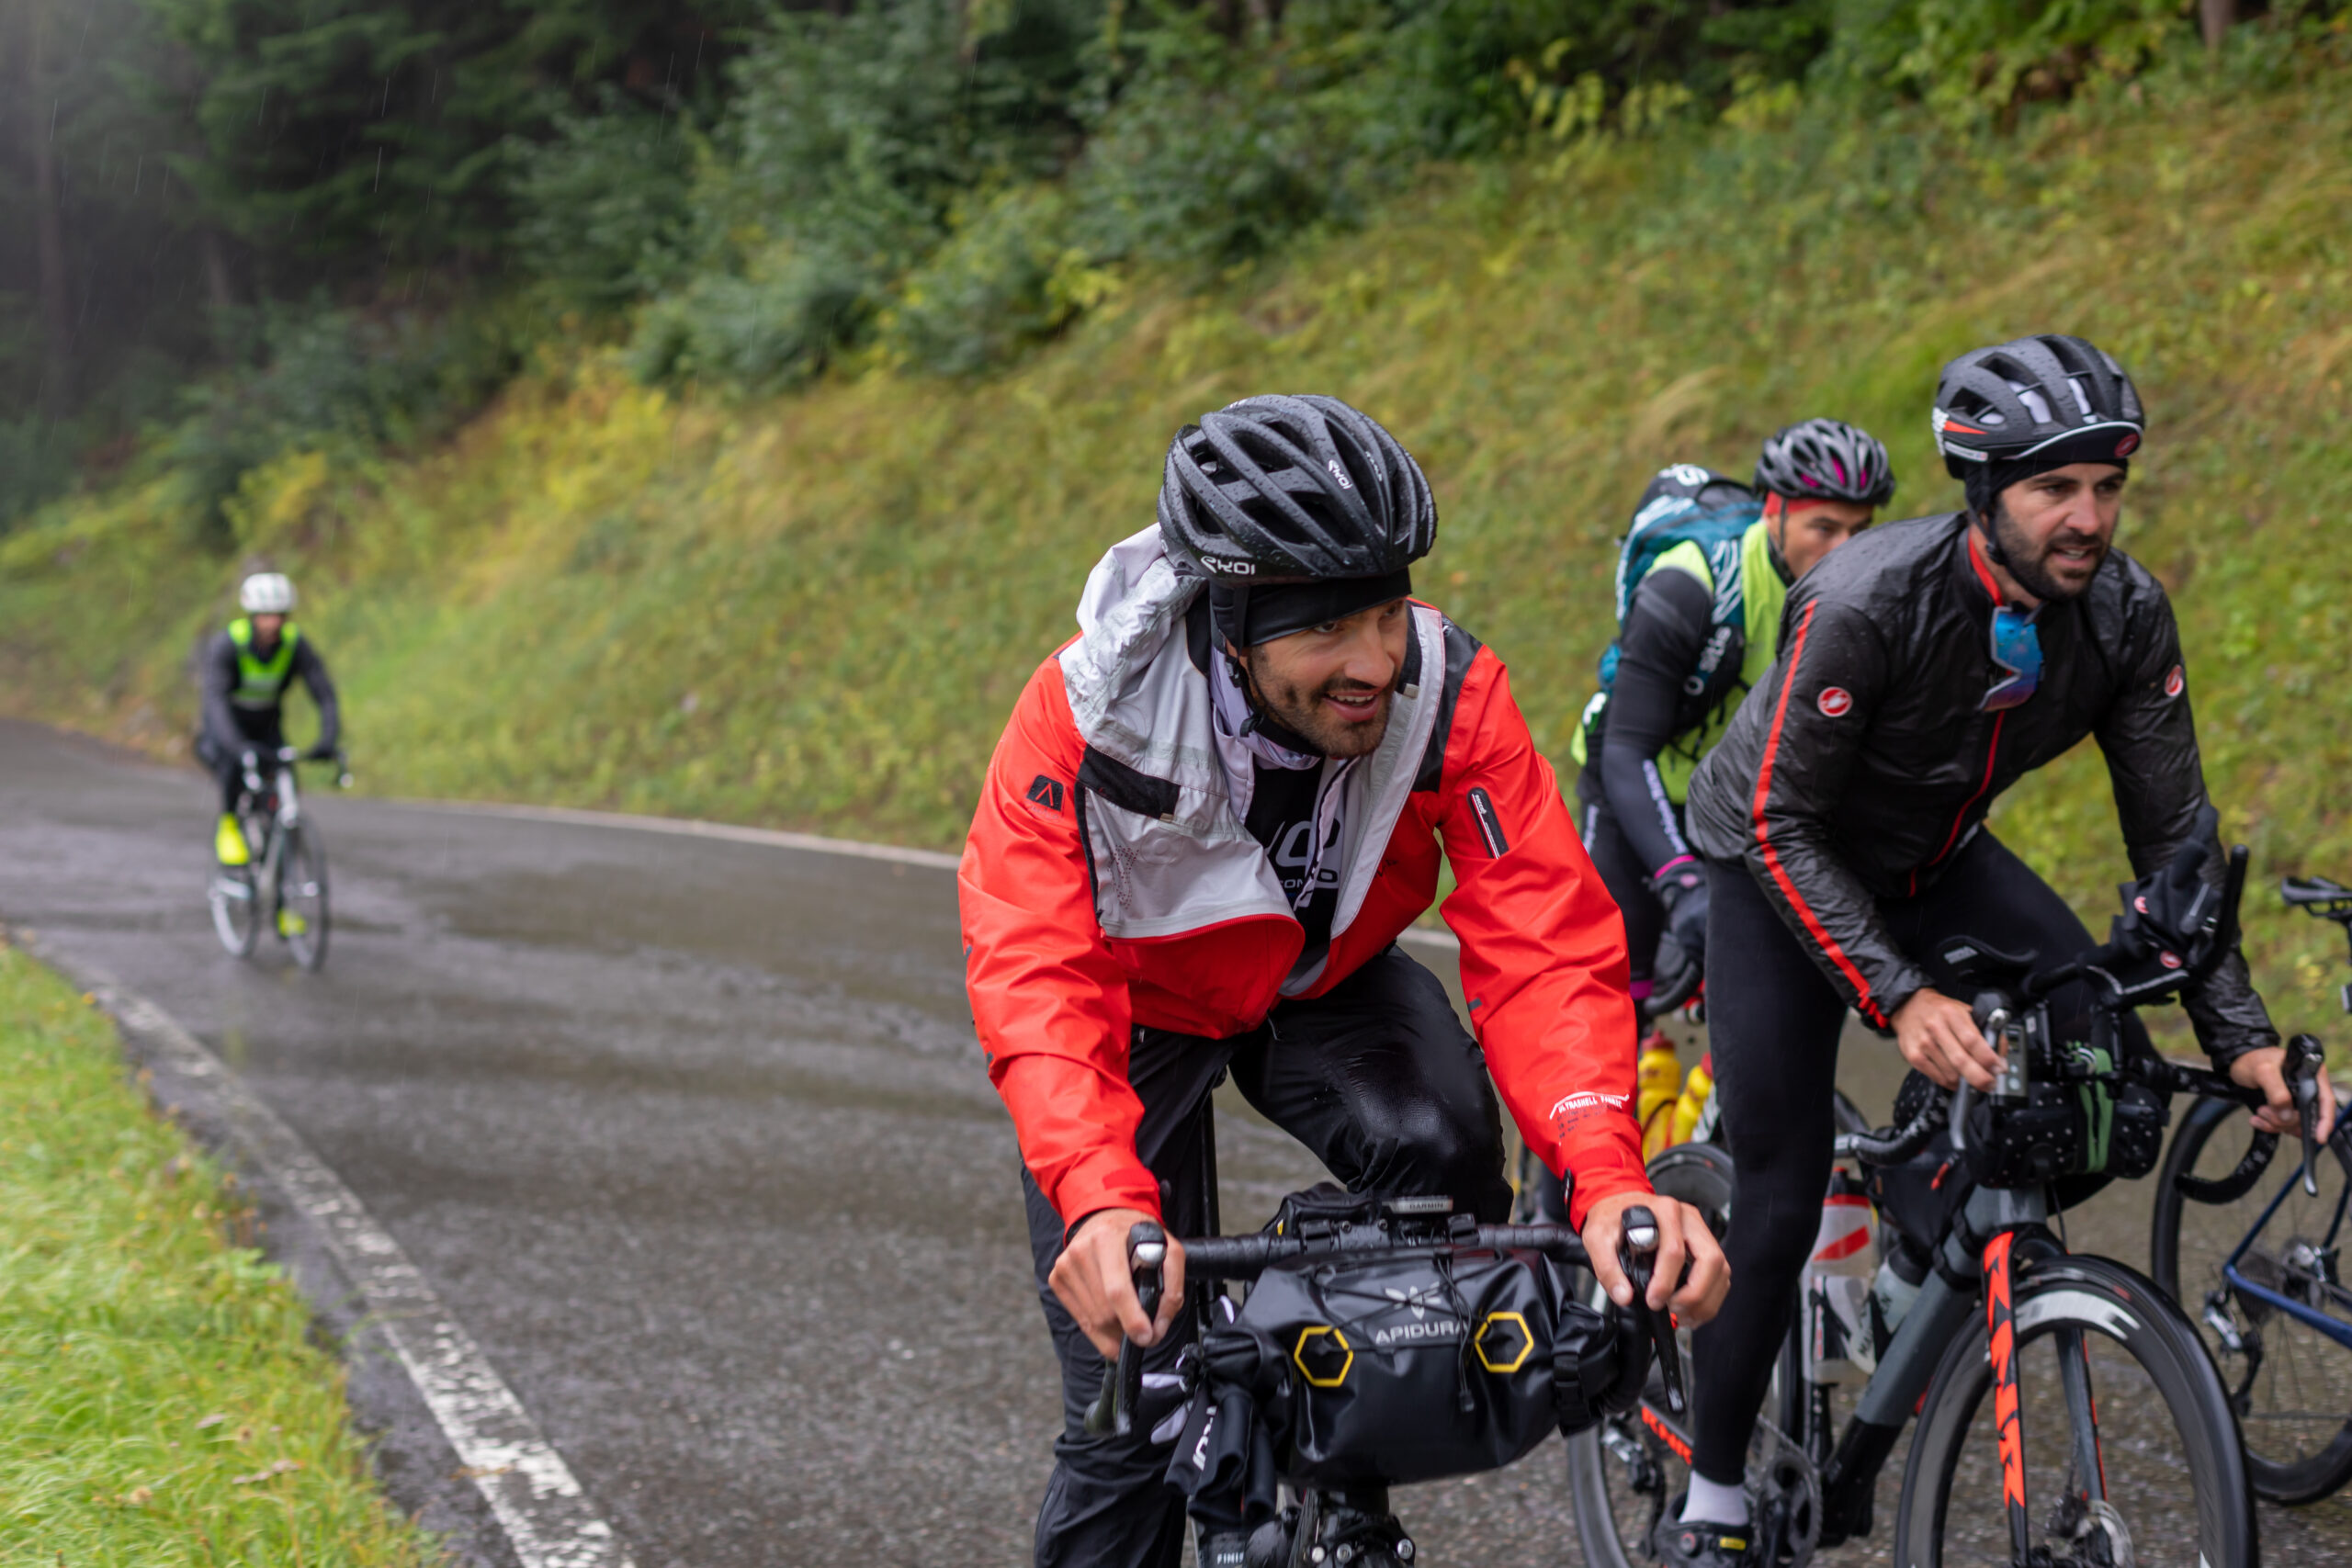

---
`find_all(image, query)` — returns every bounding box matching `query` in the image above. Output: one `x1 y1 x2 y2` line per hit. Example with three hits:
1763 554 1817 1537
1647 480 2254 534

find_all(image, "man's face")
1988 462 2127 604
251 613 288 640
1234 598 1410 758
1769 495 1875 580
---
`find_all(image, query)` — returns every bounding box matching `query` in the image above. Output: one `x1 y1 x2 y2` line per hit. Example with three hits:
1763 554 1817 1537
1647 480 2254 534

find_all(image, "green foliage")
0 942 436 1563
509 88 699 310
882 186 1099 375
153 297 527 536
141 0 754 260
627 0 1096 387
0 416 82 526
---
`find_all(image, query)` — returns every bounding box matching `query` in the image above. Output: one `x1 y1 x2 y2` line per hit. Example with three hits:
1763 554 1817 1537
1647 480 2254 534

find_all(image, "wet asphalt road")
3 717 2348 1566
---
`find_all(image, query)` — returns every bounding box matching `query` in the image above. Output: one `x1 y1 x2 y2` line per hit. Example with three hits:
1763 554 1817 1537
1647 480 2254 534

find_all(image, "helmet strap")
1972 508 2015 573
1227 650 1270 739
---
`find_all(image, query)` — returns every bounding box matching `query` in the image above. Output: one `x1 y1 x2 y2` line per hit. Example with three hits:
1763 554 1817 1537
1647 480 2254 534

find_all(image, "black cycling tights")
1689 829 2153 1487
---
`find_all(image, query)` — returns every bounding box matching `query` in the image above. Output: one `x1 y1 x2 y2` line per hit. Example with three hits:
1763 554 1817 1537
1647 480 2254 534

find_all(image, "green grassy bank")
2 64 2349 1033
0 941 439 1564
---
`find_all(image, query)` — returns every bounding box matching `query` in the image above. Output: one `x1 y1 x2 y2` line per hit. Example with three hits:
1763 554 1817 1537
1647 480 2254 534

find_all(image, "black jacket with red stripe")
1685 512 2275 1062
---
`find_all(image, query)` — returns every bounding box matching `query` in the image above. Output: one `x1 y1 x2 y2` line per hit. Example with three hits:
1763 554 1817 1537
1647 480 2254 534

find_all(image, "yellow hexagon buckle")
1474 1310 1532 1373
1292 1325 1354 1388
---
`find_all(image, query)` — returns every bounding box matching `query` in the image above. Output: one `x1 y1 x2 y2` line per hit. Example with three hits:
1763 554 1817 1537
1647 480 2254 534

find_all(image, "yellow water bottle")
1669 1055 1714 1147
1636 1033 1681 1160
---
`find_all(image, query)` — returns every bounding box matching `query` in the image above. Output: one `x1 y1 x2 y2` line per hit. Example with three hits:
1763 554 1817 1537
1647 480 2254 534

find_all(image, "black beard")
1241 656 1395 759
1987 500 2104 603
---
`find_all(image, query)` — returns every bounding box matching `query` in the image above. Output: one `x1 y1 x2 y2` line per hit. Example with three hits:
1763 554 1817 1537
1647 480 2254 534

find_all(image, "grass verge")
0 938 439 1565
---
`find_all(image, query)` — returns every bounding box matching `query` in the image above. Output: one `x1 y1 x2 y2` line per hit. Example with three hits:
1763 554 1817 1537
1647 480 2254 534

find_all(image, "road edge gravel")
12 929 638 1568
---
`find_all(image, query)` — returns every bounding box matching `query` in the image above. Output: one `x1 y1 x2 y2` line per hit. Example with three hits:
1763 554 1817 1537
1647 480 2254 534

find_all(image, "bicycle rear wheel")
276 820 331 971
1896 1250 2256 1568
2151 1094 2352 1504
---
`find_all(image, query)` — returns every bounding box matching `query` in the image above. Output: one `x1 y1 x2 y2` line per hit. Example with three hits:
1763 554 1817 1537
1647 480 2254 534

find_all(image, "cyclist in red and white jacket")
959 394 1727 1568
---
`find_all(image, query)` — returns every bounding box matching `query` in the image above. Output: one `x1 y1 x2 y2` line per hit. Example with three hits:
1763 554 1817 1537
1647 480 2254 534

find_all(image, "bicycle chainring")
1747 1427 1822 1568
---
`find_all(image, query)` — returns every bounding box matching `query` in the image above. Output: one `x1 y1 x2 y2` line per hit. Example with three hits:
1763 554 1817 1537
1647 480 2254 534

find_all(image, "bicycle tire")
208 866 260 957
1896 1250 2256 1568
2151 1093 2352 1505
276 820 331 971
1567 1143 1812 1567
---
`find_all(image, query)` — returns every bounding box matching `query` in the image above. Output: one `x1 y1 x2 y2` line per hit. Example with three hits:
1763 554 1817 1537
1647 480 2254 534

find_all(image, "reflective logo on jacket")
228 618 301 711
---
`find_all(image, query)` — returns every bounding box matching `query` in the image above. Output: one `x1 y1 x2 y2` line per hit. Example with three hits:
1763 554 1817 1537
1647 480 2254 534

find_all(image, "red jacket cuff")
1042 1152 1163 1235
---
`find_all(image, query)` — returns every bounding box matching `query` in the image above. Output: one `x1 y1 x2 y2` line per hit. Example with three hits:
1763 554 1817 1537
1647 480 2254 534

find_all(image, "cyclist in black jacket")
1666 334 2337 1564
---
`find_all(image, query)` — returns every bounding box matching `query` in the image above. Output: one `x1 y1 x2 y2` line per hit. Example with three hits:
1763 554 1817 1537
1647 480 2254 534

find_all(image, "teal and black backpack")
1593 465 1760 710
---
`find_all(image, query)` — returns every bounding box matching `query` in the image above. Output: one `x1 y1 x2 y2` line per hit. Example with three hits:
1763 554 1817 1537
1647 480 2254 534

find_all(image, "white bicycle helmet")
239 572 297 615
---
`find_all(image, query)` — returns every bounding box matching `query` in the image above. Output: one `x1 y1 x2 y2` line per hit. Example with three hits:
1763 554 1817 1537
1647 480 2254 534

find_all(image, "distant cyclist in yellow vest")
197 573 341 865
1522 423 1892 1213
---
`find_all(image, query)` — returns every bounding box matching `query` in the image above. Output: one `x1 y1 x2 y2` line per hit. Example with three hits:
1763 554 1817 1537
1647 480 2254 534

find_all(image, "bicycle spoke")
2054 1326 2107 1507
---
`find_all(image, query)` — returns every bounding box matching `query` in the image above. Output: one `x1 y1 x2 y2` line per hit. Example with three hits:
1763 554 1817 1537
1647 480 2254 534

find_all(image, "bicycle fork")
1984 1232 2033 1562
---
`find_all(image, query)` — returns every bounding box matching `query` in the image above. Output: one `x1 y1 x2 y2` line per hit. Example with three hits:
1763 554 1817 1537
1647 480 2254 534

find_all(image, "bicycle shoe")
216 814 252 867
1653 1502 1755 1568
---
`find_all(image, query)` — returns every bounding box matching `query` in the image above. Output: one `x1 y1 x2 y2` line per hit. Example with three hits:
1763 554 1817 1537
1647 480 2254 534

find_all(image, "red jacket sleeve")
958 658 1162 1229
1437 649 1648 1229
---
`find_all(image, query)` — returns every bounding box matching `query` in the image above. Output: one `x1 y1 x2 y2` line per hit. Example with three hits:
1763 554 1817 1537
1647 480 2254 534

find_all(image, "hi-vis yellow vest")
1569 519 1786 805
228 617 301 711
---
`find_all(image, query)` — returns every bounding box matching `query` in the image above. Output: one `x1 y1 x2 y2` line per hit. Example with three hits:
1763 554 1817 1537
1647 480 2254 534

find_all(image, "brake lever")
1081 1221 1167 1438
1619 1205 1684 1416
2287 1033 2325 1198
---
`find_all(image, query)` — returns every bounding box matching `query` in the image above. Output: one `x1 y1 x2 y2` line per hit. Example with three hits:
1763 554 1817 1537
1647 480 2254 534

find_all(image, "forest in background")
5 0 2337 527
1 4 2348 1034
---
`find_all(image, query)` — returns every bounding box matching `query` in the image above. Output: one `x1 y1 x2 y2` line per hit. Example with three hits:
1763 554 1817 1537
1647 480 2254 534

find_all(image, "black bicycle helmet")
1933 333 2144 478
1753 418 1896 506
1157 394 1436 583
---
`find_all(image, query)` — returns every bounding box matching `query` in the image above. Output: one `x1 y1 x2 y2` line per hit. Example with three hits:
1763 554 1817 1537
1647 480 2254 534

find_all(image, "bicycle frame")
241 757 305 897
2218 1138 2352 1350
1632 999 2267 1564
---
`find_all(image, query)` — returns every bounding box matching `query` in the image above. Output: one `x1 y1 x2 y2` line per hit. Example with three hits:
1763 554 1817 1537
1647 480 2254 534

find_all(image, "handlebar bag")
1961 1044 2167 1189
1167 1235 1637 1495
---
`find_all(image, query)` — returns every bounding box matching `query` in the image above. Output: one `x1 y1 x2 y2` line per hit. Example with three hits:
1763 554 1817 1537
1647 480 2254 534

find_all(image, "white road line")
387 795 1463 949
27 942 635 1568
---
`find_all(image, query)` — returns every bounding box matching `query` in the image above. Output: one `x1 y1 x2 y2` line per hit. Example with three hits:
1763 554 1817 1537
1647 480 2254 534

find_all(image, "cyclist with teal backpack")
1522 423 1893 1221
1567 421 1895 1014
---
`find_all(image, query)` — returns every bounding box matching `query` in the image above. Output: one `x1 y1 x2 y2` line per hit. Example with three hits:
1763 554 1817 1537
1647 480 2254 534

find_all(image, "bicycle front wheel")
1567 1143 1811 1568
1897 1250 2256 1568
2151 1094 2352 1504
208 866 260 958
275 820 331 971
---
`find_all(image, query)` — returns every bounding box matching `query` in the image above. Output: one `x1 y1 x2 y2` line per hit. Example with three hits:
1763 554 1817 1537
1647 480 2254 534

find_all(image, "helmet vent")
2010 383 2056 427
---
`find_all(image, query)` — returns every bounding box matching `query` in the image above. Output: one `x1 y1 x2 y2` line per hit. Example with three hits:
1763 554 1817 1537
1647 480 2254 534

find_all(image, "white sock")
1680 1472 1750 1527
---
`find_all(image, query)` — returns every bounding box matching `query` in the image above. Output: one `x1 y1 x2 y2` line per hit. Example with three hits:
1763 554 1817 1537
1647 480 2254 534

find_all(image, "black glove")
1651 860 1708 967
1647 929 1702 1016
305 742 340 761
